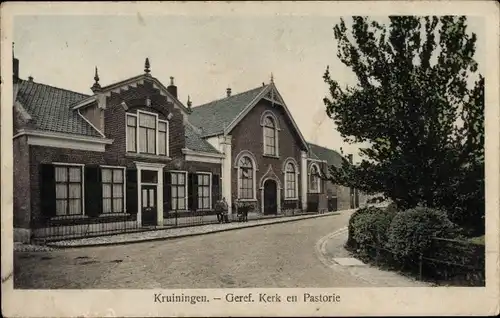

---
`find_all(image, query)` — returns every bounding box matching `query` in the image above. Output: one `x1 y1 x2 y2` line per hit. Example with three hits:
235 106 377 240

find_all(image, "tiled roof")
188 85 268 137
184 124 221 154
307 142 347 168
16 80 102 137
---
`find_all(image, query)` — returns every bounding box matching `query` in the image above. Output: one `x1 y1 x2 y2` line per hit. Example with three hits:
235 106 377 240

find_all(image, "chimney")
167 76 178 98
187 95 192 113
347 154 353 164
226 87 232 97
28 76 34 82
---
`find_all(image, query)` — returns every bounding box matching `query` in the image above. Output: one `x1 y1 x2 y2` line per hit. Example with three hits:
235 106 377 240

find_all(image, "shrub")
385 202 399 214
346 206 379 248
386 207 461 260
346 206 396 250
353 208 397 248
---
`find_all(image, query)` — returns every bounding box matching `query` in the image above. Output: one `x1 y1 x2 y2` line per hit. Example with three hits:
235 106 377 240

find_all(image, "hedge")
346 206 397 251
385 206 461 260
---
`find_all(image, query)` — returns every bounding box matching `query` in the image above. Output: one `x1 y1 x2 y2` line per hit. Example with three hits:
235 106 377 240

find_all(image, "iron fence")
359 238 485 286
31 196 329 243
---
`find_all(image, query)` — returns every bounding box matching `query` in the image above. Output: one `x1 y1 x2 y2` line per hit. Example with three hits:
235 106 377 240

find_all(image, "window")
139 112 156 154
309 164 321 193
197 174 211 210
238 156 254 199
55 165 83 216
126 111 169 156
102 168 125 213
263 116 277 156
171 172 186 210
141 170 158 183
158 121 167 156
126 115 137 152
285 162 297 199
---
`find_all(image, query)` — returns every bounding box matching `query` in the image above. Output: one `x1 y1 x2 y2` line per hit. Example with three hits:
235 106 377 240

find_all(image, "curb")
314 227 348 269
47 211 344 249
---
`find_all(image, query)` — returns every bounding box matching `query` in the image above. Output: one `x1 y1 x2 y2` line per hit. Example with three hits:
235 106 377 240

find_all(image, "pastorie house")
12 56 362 243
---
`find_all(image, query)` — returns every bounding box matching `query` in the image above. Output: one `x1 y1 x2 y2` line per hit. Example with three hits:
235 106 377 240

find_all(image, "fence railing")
31 197 330 243
358 237 485 286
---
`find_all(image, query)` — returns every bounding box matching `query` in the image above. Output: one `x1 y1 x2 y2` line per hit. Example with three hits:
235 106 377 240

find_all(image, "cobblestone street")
14 211 421 289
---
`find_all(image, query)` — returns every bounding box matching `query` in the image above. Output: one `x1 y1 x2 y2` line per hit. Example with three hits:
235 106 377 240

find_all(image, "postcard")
1 1 499 317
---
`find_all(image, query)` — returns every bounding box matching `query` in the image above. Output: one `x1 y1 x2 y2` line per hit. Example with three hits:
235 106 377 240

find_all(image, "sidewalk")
316 227 432 287
45 210 344 248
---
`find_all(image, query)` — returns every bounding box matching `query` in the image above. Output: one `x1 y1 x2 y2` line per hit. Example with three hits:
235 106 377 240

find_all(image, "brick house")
13 57 224 243
188 78 358 216
12 55 359 243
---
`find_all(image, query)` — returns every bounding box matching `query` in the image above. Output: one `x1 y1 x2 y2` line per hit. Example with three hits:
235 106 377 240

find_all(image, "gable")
188 83 309 150
72 74 191 119
234 98 307 151
225 84 309 151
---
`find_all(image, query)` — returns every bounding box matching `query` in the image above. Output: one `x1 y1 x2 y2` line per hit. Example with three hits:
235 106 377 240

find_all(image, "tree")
323 16 484 235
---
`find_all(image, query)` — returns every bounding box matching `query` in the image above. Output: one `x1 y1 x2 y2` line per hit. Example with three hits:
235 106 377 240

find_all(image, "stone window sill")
126 152 172 161
284 198 298 201
263 154 280 159
237 199 258 202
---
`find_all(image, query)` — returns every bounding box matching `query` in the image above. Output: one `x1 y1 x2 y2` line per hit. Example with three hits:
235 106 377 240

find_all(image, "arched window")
239 156 254 199
263 116 277 156
309 164 321 193
285 162 297 199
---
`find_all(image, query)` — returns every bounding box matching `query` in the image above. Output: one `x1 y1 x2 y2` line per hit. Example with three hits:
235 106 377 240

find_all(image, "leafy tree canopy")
323 16 484 235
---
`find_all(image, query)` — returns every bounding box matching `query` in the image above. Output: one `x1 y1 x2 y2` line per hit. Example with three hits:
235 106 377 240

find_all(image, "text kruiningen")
154 293 209 305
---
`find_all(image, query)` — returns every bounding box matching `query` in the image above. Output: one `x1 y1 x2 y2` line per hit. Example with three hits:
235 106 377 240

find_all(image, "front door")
263 179 277 215
141 185 157 226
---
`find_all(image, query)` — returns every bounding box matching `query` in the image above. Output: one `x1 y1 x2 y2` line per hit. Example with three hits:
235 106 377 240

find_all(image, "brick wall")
230 99 306 212
13 135 31 229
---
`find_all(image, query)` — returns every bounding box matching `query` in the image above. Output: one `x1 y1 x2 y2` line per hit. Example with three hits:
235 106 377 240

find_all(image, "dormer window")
126 110 169 156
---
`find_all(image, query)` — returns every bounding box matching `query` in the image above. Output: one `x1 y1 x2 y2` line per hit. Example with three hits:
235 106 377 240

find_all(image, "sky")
13 14 484 162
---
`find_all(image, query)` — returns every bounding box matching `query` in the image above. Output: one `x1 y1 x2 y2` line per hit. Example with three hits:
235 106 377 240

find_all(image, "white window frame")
170 170 188 211
308 163 321 194
237 155 257 201
99 165 127 216
126 109 169 157
158 119 169 156
52 162 85 219
126 113 138 153
260 111 280 157
196 172 213 211
283 160 299 200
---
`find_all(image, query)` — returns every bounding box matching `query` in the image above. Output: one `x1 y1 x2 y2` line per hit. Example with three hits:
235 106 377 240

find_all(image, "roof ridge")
308 142 344 156
192 84 269 109
20 79 90 98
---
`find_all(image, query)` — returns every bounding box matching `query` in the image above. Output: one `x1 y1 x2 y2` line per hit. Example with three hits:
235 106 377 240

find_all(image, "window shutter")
85 165 102 217
188 173 198 211
164 171 171 213
212 174 220 209
40 164 56 218
126 169 138 215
